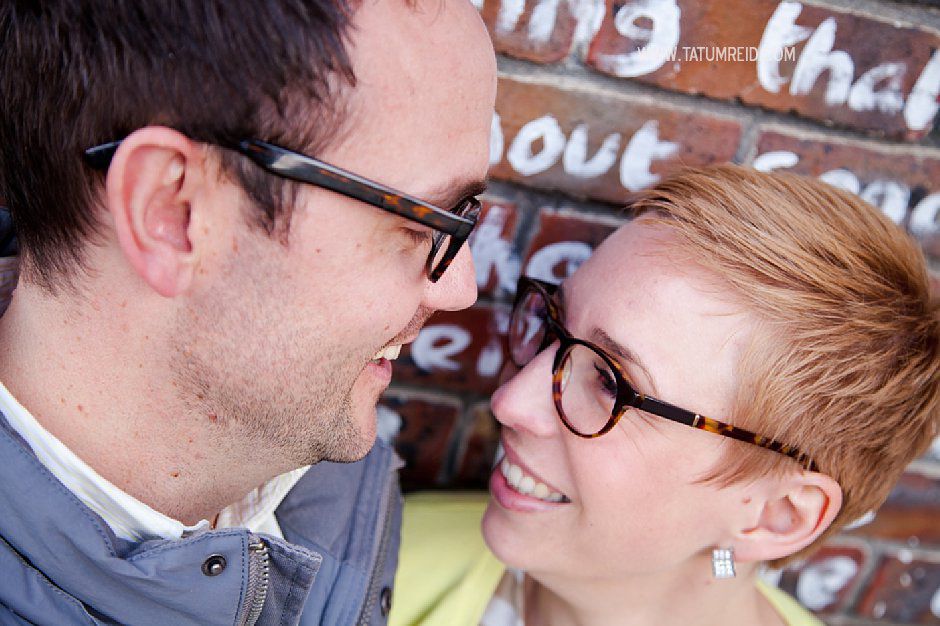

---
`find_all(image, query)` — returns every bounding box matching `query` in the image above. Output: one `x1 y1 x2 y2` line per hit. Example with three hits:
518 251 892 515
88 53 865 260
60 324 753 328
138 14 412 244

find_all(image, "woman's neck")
524 557 786 626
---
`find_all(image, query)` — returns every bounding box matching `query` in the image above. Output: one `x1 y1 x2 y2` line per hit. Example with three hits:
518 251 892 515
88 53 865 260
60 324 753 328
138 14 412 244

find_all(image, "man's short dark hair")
0 0 363 291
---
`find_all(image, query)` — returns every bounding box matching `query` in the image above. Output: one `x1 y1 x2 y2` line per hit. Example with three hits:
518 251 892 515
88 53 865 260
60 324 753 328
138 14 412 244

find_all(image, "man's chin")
329 402 380 463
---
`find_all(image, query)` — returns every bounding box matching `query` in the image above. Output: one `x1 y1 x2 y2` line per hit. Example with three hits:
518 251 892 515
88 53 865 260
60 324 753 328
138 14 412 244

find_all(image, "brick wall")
380 1 940 623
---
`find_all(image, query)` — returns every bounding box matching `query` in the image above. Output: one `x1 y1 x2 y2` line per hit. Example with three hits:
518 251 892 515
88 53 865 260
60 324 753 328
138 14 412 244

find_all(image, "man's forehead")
318 0 495 200
346 0 495 103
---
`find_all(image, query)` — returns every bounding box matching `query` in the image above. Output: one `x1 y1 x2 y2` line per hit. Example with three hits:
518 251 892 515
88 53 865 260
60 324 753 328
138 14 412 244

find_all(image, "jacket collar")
0 409 258 624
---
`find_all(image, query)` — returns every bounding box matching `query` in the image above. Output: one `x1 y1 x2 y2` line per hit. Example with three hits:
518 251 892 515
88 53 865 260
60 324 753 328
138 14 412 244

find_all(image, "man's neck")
526 557 786 626
0 283 287 526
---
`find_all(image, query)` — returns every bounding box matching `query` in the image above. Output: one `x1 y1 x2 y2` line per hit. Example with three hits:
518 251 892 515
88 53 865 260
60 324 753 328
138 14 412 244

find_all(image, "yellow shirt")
390 492 824 626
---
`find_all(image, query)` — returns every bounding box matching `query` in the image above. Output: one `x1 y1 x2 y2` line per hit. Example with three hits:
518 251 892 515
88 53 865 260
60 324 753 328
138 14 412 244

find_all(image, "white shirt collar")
0 380 307 542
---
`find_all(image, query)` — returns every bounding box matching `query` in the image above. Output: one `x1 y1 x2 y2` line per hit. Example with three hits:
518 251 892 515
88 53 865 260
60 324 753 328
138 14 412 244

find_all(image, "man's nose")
422 242 477 312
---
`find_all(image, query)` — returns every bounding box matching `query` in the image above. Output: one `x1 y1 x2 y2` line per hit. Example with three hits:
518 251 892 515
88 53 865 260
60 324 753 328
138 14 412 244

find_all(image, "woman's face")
482 218 761 580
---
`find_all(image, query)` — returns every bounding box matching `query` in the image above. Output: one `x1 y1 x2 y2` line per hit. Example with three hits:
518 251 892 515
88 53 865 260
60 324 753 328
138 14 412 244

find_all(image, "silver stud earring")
712 548 736 579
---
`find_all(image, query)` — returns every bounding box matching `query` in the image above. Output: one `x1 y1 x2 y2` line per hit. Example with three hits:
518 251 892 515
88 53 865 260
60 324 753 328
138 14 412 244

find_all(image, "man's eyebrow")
590 327 660 397
423 178 488 210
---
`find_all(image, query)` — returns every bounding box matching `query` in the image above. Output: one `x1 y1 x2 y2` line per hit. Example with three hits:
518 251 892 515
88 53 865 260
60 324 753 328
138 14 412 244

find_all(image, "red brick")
849 472 940 546
587 0 940 139
477 0 587 63
379 391 462 491
490 76 742 204
395 303 512 395
855 554 940 623
753 127 940 259
468 199 524 297
521 208 622 284
776 542 869 614
451 402 501 489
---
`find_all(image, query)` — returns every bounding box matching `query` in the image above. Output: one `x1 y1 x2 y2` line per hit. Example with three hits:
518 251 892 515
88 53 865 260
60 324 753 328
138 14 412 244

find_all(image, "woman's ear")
732 471 842 563
104 126 203 297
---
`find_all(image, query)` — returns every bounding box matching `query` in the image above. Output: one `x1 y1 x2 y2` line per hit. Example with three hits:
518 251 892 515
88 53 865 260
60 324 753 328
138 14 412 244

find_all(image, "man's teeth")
500 458 567 503
372 345 402 362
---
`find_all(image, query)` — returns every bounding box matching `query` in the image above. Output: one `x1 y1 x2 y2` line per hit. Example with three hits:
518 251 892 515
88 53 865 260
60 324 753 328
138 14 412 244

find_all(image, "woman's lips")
490 438 571 511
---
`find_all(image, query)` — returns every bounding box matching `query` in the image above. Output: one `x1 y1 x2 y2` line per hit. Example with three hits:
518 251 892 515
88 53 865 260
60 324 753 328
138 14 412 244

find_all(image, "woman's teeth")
500 458 569 503
372 344 402 363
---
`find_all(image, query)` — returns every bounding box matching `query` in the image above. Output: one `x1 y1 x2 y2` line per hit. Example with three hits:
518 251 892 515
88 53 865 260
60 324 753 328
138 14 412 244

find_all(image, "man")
0 1 496 624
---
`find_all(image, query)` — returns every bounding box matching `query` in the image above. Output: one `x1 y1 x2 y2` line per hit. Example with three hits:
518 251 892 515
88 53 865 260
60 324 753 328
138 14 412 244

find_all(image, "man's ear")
732 471 843 563
105 127 204 297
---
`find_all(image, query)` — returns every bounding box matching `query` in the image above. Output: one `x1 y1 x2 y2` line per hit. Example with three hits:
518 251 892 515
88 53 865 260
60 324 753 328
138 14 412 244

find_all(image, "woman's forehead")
566 220 755 412
572 220 742 315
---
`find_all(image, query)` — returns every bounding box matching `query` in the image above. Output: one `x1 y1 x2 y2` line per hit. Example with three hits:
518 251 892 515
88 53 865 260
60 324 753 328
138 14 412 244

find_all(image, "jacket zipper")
356 479 395 625
237 535 270 626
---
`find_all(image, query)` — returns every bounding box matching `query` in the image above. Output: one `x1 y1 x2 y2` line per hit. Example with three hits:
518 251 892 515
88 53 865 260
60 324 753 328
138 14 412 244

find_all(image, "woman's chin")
481 501 529 570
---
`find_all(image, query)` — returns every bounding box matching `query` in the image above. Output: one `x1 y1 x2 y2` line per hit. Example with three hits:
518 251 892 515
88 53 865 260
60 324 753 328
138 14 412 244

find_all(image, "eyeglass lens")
509 289 550 366
509 284 621 436
427 198 479 278
556 344 618 436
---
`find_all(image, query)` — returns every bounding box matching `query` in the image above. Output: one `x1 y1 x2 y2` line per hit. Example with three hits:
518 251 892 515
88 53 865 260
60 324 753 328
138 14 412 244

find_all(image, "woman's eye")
594 363 618 398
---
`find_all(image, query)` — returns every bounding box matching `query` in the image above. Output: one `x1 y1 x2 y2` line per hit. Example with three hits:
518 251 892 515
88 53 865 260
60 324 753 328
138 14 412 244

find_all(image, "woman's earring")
712 548 736 579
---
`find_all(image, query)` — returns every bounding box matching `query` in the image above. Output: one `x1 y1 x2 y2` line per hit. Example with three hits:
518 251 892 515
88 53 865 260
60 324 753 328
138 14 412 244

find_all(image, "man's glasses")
83 139 481 282
508 276 818 472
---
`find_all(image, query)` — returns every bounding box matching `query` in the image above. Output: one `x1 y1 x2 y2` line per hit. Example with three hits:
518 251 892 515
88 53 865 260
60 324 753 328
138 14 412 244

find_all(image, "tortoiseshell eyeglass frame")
511 276 819 472
83 139 481 282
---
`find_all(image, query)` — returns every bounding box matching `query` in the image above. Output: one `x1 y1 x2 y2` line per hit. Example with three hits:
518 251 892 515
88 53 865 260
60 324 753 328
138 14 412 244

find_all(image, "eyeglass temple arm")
83 139 476 238
83 142 121 170
238 140 476 237
635 395 696 426
636 395 817 471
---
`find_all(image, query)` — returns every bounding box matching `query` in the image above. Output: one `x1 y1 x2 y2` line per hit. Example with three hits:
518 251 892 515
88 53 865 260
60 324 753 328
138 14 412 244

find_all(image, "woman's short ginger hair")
630 164 940 566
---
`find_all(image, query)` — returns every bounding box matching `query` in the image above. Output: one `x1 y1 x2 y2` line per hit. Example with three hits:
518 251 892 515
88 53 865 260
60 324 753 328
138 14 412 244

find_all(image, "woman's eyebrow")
590 327 660 397
559 281 659 394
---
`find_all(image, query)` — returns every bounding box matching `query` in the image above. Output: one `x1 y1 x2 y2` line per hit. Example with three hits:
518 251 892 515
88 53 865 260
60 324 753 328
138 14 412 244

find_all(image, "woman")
390 165 939 626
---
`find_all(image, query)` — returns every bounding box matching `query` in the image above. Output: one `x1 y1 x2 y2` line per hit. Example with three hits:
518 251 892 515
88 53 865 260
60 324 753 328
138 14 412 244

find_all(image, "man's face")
173 0 497 469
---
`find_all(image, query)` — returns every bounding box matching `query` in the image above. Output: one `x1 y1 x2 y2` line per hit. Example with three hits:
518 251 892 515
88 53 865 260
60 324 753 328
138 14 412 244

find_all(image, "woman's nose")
491 340 561 439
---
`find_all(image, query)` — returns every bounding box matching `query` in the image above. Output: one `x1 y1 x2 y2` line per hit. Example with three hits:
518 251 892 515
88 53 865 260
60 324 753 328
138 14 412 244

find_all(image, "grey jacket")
0 211 404 625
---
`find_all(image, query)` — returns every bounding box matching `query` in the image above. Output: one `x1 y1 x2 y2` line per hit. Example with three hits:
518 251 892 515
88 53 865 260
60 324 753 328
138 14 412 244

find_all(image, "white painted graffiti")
506 114 567 176
493 0 940 132
490 113 505 167
794 556 859 611
477 308 511 378
758 2 939 130
495 114 679 192
753 150 940 232
487 0 605 45
375 404 404 444
409 311 511 377
469 203 522 293
410 325 471 372
593 0 682 78
525 240 593 283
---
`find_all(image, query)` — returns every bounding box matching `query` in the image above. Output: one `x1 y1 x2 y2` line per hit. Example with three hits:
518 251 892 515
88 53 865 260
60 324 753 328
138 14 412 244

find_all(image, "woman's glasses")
508 276 818 472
